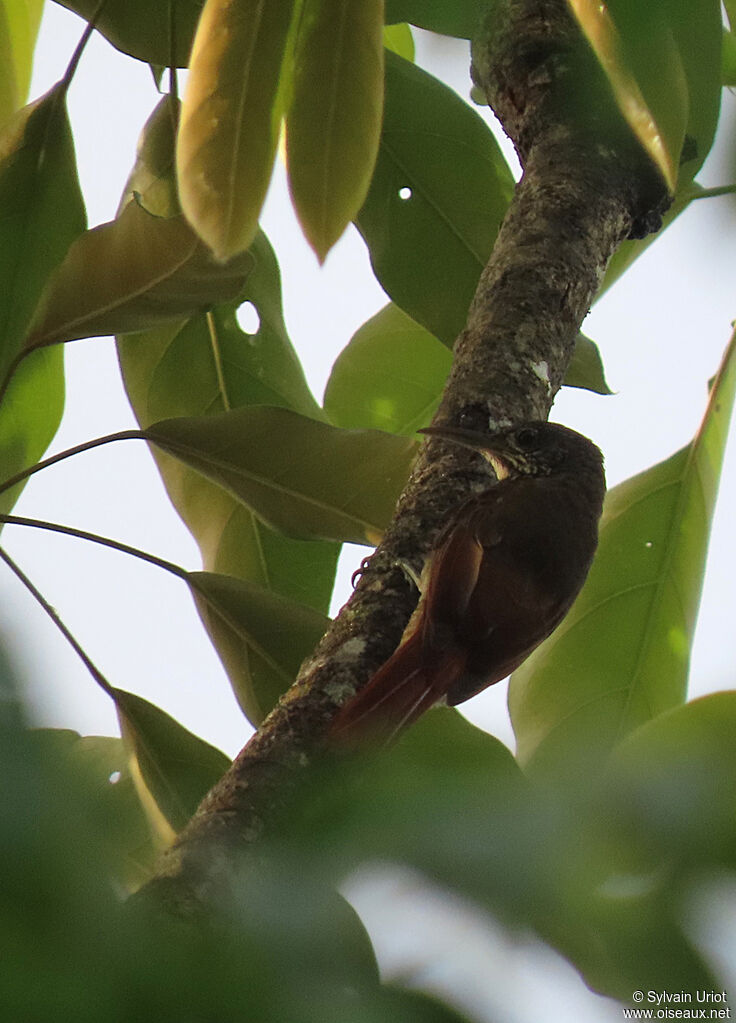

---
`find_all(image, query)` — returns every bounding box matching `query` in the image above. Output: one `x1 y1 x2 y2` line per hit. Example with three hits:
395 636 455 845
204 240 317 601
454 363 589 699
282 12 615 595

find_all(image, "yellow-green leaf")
25 202 253 349
0 0 43 128
286 0 384 260
177 0 296 260
510 329 736 780
114 687 230 836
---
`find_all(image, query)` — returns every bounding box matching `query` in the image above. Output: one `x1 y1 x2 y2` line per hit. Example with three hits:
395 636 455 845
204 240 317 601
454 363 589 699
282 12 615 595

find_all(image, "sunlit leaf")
114 687 230 835
188 571 329 724
0 83 85 513
145 405 417 546
510 329 736 780
54 0 203 67
177 0 296 260
356 50 514 345
286 0 384 261
0 0 43 127
25 201 253 349
325 303 450 434
569 0 721 190
323 307 611 438
383 22 414 61
384 0 486 39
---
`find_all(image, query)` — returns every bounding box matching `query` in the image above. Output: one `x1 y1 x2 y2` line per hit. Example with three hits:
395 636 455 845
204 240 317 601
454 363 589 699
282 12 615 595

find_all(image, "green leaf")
286 0 384 261
116 243 339 610
382 22 414 61
0 347 65 514
323 309 611 439
722 28 736 87
117 102 339 717
66 733 159 889
0 0 43 127
145 405 417 546
565 333 613 395
114 687 230 835
0 84 86 513
54 0 204 67
569 0 721 190
384 0 486 39
177 0 296 260
510 330 736 781
603 692 736 868
356 50 514 345
324 303 451 434
25 200 253 349
188 571 328 724
598 185 695 297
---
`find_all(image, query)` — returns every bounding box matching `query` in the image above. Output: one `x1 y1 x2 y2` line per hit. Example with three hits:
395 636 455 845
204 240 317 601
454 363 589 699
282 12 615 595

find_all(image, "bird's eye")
515 427 538 449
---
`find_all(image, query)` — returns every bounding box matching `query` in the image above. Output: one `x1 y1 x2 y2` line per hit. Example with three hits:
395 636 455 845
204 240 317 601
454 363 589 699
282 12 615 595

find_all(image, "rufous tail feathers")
329 631 465 746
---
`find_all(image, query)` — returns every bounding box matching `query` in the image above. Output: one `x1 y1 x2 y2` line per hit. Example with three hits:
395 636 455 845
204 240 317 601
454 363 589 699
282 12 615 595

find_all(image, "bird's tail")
328 632 465 747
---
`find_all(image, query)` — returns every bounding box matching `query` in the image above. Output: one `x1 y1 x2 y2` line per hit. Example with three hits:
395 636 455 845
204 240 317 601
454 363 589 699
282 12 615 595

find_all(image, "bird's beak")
418 425 512 479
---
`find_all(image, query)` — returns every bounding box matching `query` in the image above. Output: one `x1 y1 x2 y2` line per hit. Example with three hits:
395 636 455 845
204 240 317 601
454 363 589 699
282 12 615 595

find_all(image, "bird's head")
419 420 604 482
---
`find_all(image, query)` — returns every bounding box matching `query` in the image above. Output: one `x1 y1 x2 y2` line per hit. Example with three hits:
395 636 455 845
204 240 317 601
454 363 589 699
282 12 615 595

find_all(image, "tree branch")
134 0 670 916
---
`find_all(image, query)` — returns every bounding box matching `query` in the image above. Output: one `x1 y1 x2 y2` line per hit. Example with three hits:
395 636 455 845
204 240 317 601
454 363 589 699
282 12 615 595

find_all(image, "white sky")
8 7 736 1021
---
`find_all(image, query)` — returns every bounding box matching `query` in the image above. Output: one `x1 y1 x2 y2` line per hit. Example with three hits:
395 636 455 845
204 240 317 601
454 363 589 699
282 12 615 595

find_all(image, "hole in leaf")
644 541 653 549
236 300 261 335
108 770 122 785
398 186 412 201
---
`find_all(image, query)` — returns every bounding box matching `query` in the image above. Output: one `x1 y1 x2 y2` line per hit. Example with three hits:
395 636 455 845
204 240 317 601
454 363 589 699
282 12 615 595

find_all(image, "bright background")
8 6 736 1021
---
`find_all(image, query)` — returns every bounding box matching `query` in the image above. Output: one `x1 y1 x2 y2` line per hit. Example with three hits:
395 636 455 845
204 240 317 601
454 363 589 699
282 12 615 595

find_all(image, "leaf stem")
61 0 110 92
689 184 736 201
0 429 145 499
0 545 114 697
0 514 188 581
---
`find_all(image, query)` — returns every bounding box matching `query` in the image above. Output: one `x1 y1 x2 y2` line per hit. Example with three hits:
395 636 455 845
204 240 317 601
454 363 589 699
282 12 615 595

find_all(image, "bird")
329 420 606 746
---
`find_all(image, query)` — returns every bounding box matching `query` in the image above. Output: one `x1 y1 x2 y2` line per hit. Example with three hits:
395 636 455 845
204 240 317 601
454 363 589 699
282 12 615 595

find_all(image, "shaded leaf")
0 83 85 513
117 240 339 612
510 330 736 781
565 333 612 395
54 0 203 67
602 691 736 869
177 0 296 260
26 200 253 349
356 50 514 345
286 0 384 261
67 733 158 889
117 101 339 713
145 405 416 546
114 687 230 835
0 0 43 127
188 571 329 724
384 0 486 39
722 29 736 87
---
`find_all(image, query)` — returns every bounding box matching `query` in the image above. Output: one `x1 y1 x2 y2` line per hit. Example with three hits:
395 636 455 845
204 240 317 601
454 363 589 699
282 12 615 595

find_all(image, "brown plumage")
329 421 606 745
